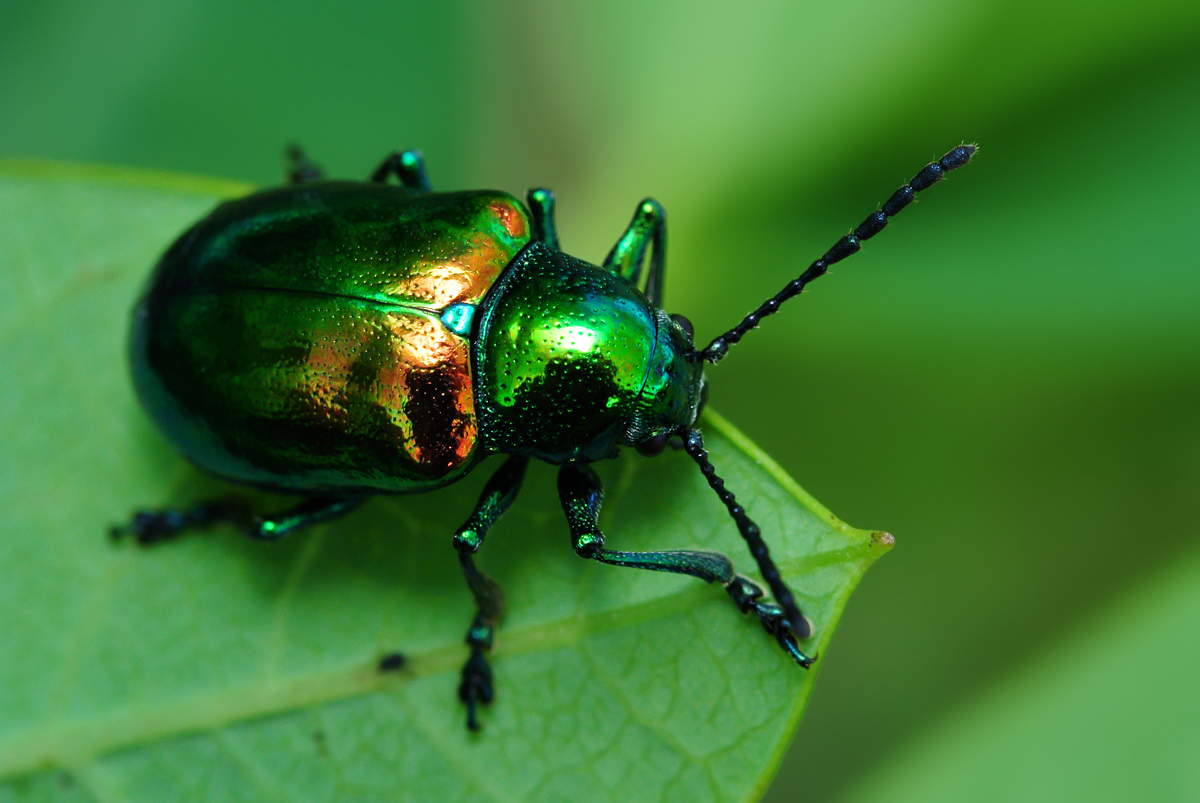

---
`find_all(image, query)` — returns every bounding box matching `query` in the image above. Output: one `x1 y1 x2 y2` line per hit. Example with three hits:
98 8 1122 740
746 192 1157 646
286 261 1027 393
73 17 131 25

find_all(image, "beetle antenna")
701 144 976 363
682 428 811 640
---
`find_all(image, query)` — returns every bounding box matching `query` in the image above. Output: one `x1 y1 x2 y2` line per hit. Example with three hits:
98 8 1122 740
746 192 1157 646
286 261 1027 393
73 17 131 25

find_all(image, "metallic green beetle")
118 144 975 730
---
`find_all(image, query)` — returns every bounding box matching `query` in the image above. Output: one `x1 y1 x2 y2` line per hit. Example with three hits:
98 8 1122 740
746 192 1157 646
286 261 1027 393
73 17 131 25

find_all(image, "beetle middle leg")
370 149 431 192
447 454 529 730
556 463 815 668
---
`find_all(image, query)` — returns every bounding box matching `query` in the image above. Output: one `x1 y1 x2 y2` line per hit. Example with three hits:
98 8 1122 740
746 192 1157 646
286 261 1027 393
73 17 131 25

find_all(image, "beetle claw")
726 575 816 668
755 604 817 668
458 646 495 731
766 614 818 669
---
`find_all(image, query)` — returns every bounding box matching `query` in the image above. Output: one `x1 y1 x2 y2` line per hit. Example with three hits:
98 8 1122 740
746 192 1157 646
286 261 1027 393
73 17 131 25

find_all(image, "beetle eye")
637 430 672 456
670 314 694 340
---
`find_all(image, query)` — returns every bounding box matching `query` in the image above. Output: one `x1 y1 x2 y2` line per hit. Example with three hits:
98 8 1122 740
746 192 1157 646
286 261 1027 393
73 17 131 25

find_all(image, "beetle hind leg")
110 498 252 545
456 555 501 731
557 464 816 668
111 495 365 545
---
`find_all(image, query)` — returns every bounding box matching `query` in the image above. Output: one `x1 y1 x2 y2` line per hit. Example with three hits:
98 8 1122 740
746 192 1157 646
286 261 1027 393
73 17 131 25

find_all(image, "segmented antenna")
702 144 976 362
682 429 811 641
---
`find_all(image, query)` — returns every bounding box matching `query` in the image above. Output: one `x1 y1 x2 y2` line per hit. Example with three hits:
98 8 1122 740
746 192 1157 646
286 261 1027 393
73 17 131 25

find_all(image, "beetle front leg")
448 455 529 730
369 149 432 191
603 198 666 305
557 464 815 668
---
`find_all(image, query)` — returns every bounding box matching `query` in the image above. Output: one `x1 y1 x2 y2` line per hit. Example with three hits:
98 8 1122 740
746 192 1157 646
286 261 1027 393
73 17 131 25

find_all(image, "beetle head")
627 310 705 456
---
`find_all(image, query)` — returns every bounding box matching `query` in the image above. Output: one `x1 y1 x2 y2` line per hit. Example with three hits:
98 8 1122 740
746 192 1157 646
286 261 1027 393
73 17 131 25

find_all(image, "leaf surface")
0 161 889 803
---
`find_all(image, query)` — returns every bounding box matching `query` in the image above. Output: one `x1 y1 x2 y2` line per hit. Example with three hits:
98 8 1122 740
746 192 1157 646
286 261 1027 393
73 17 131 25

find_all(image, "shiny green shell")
132 181 531 494
473 242 703 464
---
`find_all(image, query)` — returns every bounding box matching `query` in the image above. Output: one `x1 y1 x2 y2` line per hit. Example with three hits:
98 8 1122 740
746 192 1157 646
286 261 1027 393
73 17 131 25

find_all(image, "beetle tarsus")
110 499 250 545
458 620 496 731
765 614 817 669
448 457 526 729
726 576 816 667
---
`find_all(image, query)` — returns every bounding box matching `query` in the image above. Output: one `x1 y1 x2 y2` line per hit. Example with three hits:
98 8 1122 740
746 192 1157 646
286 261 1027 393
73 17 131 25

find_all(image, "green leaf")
838 545 1200 803
0 161 889 803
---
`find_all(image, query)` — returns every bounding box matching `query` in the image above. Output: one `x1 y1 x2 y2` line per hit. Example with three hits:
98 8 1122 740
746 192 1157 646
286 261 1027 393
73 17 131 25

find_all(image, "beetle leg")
450 455 529 730
110 498 252 545
285 143 325 184
369 149 432 192
111 494 364 545
247 496 366 541
557 464 815 668
602 198 667 305
525 188 560 252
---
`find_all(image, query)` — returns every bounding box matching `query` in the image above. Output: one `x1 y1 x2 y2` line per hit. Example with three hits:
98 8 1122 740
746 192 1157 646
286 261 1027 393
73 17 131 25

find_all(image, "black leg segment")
556 463 814 667
110 498 252 545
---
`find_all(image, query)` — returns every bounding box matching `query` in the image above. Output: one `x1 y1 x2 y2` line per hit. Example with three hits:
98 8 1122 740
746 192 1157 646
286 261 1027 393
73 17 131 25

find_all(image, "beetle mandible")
115 143 975 730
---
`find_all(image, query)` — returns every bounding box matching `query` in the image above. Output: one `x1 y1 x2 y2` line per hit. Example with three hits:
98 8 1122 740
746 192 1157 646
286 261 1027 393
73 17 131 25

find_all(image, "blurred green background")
3 0 1198 800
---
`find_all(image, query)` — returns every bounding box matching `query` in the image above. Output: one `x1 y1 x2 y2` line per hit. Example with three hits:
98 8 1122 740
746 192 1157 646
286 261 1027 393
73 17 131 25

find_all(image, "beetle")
115 143 975 730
